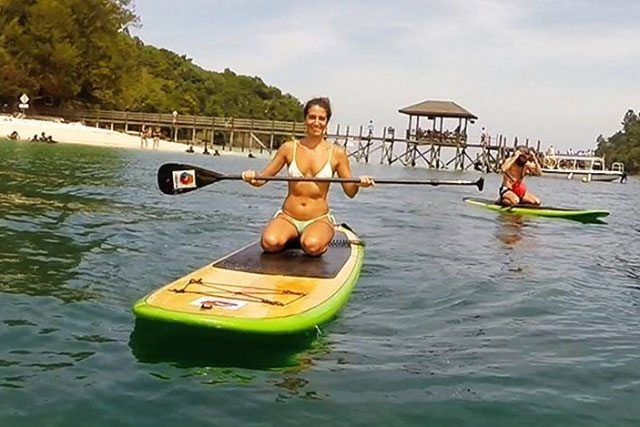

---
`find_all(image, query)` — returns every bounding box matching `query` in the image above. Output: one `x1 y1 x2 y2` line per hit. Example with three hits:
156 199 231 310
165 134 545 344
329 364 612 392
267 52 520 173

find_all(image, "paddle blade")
157 163 225 195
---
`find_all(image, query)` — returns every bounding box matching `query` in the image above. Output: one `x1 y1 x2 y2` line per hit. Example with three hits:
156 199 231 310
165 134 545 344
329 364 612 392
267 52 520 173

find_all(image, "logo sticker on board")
172 170 196 189
190 296 246 310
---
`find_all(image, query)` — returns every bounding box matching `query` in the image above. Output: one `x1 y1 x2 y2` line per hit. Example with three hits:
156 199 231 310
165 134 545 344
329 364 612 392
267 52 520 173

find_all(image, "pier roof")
399 100 477 119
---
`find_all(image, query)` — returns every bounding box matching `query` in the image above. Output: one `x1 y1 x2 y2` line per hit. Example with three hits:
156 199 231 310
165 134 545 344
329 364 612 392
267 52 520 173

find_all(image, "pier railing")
60 109 306 136
47 108 308 153
32 108 543 172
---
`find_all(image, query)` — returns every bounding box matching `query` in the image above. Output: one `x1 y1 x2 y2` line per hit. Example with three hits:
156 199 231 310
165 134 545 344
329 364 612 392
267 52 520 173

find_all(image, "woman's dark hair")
303 97 332 121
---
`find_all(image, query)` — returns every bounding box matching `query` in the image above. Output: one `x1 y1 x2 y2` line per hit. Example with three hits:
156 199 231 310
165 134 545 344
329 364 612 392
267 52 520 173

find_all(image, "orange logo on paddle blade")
180 172 194 185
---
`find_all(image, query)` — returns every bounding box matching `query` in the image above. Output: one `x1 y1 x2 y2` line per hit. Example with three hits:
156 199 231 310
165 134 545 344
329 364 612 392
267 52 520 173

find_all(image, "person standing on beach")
242 97 374 256
152 127 160 149
140 125 148 148
499 146 542 206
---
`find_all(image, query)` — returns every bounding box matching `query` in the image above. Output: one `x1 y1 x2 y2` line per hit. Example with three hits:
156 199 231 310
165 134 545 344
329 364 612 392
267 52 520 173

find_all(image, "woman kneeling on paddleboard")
499 146 542 206
242 97 374 256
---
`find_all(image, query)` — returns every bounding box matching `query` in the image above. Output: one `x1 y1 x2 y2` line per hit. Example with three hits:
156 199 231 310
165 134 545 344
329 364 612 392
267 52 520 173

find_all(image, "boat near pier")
542 154 626 183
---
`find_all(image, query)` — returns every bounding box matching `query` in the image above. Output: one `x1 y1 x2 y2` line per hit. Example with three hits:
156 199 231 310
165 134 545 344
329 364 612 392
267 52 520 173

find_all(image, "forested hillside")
0 0 303 121
596 110 640 174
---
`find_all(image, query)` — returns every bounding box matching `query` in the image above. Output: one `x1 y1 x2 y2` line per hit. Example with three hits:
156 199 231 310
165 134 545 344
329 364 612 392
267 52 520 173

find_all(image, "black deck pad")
214 231 352 279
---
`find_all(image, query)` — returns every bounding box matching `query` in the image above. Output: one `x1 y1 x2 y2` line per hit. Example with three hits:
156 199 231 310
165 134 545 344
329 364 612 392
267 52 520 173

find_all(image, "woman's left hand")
359 176 375 188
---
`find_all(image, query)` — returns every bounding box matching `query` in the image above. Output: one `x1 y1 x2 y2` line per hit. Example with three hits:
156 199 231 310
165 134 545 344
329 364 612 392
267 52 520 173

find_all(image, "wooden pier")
331 127 541 172
330 100 543 172
53 109 307 154
43 107 542 172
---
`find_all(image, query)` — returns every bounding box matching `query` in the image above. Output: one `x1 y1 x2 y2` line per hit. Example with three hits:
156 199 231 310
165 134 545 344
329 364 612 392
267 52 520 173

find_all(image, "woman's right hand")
242 170 265 187
359 176 376 188
242 170 257 184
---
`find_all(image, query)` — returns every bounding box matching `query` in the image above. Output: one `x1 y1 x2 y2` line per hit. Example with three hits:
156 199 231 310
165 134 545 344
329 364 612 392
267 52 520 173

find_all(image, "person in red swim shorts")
499 146 542 206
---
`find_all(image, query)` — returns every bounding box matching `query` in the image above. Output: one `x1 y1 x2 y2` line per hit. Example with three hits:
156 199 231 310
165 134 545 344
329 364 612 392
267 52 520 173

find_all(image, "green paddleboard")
133 224 364 334
464 197 609 223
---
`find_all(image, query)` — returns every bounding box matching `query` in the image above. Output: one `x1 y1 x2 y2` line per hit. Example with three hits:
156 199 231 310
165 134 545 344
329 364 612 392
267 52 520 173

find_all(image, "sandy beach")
0 114 270 158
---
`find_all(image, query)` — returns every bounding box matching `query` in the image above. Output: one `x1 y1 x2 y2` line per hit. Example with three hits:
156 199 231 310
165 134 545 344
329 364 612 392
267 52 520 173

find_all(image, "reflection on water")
495 214 528 247
129 319 321 371
0 142 121 302
129 319 330 400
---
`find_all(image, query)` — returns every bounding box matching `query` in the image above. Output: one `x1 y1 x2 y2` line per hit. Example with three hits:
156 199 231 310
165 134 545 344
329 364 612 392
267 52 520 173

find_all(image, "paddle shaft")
157 163 485 194
222 175 482 186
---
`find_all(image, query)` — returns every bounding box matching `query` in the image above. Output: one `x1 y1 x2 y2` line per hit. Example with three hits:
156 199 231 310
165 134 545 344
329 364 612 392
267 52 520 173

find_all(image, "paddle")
158 163 485 195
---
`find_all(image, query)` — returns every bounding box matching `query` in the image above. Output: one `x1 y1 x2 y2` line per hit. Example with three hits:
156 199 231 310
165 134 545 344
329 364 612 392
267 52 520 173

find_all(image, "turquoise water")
1 140 639 426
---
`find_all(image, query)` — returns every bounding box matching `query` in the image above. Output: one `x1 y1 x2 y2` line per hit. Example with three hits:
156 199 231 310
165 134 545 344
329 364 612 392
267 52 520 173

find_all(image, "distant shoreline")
0 114 272 159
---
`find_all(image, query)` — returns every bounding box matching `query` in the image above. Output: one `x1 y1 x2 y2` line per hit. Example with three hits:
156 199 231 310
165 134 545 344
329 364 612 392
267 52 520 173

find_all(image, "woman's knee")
261 232 286 252
300 235 328 256
502 194 518 206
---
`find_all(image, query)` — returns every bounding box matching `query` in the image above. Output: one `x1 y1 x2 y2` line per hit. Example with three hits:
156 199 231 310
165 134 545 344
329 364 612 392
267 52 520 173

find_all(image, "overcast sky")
131 0 640 151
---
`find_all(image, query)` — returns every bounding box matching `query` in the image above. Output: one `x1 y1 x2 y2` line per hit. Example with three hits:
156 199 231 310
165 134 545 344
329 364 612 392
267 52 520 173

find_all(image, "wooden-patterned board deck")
133 225 364 333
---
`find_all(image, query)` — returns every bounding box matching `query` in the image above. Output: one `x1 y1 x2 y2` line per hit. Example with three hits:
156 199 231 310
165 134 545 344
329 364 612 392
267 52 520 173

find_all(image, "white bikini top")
288 141 334 178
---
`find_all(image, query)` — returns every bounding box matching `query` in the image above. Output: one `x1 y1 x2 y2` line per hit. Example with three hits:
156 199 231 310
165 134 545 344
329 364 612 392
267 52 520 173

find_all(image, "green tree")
119 43 303 121
596 109 640 174
0 0 302 121
0 0 138 107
